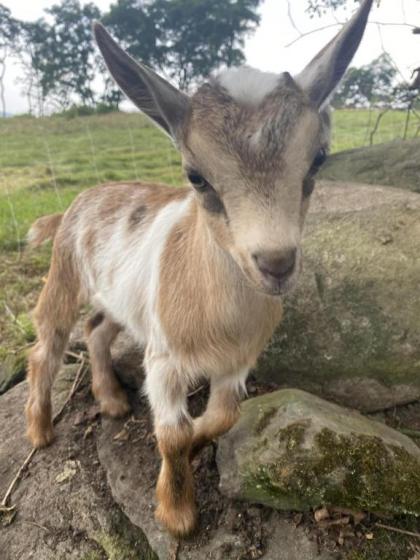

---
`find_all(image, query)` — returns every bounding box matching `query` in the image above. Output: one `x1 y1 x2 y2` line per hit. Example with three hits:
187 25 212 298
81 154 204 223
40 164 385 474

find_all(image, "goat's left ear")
296 0 373 108
94 22 189 143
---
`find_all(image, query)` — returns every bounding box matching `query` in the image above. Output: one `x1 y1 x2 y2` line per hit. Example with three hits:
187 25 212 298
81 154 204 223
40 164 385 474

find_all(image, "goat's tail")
27 213 63 247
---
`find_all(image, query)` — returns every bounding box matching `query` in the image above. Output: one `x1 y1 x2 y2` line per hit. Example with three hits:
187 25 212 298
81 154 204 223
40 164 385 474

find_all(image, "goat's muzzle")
252 247 298 295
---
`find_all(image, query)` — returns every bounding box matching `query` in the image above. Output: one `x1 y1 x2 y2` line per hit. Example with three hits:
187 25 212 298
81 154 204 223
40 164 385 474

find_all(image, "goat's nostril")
253 249 296 282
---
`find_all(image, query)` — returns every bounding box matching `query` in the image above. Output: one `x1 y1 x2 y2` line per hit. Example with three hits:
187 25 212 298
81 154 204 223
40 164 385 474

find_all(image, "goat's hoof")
99 391 131 418
27 425 55 449
155 501 197 537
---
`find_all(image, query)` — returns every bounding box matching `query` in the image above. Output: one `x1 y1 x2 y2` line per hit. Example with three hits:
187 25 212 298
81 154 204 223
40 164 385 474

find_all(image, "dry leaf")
55 460 79 484
318 516 351 529
83 425 93 439
293 513 303 527
113 427 129 442
314 507 330 523
366 532 374 540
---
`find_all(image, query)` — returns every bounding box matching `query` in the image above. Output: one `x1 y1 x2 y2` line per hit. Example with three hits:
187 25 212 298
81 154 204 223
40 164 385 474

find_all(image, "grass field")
0 108 418 363
0 108 418 251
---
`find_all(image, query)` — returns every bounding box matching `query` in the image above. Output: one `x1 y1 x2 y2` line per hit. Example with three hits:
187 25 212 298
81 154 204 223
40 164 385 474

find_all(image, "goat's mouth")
243 253 301 297
257 267 298 296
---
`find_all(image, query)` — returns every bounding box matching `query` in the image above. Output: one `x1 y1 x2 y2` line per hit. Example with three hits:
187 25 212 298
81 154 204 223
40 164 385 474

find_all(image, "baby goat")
25 0 373 537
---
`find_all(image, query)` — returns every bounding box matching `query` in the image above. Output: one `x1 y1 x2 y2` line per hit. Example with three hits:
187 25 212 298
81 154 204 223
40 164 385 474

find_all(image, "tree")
23 0 101 111
103 0 262 90
0 4 20 116
333 53 396 108
305 0 381 18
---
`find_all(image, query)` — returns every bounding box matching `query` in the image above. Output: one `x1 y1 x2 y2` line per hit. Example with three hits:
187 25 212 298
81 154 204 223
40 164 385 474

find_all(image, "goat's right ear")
94 22 189 142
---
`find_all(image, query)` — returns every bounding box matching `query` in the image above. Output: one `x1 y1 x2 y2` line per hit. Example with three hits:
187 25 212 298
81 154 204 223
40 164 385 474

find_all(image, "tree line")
0 0 418 117
0 0 261 115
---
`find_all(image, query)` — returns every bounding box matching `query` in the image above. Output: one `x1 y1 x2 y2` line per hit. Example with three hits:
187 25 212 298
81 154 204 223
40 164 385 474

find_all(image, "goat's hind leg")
26 251 80 448
85 312 130 417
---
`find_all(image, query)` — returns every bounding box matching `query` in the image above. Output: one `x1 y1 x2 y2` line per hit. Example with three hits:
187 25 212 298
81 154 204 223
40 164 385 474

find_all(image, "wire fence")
0 106 419 256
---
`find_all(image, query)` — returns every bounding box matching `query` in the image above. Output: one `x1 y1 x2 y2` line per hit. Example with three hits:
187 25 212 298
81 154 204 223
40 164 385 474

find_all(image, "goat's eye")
312 148 327 171
187 172 209 192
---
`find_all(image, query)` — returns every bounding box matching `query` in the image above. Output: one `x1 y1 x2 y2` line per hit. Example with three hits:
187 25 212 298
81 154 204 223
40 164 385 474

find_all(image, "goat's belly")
91 283 150 344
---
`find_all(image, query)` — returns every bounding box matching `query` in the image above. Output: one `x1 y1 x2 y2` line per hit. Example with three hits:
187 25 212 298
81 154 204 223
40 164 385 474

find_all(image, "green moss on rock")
217 390 420 517
245 428 420 515
92 510 158 560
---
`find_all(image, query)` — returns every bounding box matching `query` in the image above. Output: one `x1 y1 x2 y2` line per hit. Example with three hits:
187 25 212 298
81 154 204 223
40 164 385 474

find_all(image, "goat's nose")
253 248 297 282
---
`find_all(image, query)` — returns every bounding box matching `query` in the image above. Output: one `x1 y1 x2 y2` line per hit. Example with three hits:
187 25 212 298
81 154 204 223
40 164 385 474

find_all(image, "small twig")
1 449 36 508
53 358 87 423
370 108 390 146
287 0 302 36
285 21 418 48
0 504 15 513
376 523 420 540
285 23 341 48
3 303 27 336
21 519 49 532
0 356 87 510
65 350 86 361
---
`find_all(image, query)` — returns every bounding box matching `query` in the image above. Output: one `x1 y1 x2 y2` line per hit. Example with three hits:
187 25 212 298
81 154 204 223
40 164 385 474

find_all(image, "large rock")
217 389 420 515
256 182 420 411
320 138 420 193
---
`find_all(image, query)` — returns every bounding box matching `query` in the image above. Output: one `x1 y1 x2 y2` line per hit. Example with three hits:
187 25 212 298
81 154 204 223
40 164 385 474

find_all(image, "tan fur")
26 238 80 447
27 213 63 247
158 199 283 377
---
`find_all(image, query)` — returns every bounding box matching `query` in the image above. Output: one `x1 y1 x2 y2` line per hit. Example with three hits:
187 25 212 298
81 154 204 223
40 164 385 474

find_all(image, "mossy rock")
256 182 420 411
217 389 420 515
319 138 420 193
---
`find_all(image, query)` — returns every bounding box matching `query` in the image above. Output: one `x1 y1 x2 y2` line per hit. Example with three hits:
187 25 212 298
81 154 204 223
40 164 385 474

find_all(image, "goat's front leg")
191 370 248 458
144 351 196 537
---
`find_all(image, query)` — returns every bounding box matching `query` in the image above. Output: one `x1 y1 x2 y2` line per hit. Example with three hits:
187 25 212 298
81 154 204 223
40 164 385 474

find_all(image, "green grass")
0 108 418 250
0 112 183 250
330 108 419 152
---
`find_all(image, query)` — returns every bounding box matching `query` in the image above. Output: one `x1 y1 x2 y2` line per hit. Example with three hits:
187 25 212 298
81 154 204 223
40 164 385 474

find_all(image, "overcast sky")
2 0 419 114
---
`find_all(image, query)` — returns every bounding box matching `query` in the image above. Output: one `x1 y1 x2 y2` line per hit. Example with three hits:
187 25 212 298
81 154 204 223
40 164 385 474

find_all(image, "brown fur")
155 422 196 536
191 382 241 458
85 314 130 418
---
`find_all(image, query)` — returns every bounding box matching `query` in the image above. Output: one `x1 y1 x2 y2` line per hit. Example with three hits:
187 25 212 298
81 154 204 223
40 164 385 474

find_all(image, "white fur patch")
216 66 280 106
86 195 192 345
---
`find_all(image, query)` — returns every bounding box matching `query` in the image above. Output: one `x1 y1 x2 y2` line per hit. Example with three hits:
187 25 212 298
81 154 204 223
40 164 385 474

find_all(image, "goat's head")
94 0 373 296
